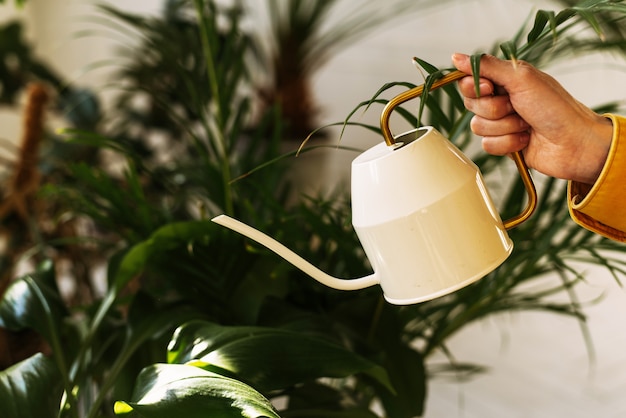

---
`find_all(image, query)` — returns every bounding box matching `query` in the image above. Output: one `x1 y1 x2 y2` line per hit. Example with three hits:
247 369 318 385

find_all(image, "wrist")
577 114 613 185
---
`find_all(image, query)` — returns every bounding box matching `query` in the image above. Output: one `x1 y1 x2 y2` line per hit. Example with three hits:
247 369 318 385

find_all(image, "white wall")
3 1 626 417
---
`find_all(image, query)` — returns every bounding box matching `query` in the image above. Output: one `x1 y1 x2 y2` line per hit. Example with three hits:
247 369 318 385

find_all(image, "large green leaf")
0 261 66 339
85 220 217 344
330 298 428 418
114 363 280 418
280 409 379 418
111 220 218 290
376 343 426 418
85 293 203 416
167 320 394 393
0 265 75 416
0 353 63 418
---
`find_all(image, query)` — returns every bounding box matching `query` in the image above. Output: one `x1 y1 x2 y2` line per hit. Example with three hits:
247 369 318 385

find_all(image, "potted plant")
0 1 625 417
252 0 450 139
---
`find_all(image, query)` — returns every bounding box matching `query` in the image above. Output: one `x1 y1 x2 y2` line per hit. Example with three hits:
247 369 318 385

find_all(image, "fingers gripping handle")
379 69 537 229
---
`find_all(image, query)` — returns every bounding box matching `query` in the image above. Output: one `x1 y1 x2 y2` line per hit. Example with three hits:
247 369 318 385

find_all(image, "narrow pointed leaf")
470 53 484 97
577 9 605 40
555 7 577 25
417 70 446 127
527 9 550 43
499 40 518 61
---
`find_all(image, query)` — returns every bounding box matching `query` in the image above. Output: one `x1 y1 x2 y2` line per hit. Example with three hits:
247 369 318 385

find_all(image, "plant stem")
367 296 385 344
24 277 78 418
63 288 117 416
85 335 134 418
193 0 234 215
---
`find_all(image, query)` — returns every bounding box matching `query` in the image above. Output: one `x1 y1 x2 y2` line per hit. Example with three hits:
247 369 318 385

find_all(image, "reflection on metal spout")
211 215 380 291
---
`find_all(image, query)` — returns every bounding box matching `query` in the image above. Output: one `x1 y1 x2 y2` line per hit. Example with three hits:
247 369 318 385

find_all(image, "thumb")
451 52 473 74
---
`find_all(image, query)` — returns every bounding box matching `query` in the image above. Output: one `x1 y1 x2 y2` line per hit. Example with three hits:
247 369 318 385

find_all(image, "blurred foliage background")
0 0 625 417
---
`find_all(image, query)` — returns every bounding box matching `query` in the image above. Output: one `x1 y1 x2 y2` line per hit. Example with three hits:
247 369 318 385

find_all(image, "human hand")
452 53 612 185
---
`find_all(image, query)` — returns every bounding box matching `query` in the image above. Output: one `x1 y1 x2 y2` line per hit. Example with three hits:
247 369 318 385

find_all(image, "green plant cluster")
0 1 626 418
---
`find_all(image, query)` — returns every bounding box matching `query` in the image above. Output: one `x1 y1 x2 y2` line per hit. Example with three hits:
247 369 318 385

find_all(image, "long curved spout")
211 215 379 291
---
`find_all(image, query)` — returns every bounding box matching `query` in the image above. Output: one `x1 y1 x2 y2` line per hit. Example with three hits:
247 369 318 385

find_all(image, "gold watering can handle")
379 69 537 229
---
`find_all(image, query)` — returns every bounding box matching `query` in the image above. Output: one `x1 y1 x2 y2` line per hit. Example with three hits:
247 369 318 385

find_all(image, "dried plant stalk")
0 83 49 221
0 84 51 370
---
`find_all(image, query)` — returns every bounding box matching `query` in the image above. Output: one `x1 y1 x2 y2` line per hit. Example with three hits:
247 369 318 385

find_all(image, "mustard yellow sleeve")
568 113 626 242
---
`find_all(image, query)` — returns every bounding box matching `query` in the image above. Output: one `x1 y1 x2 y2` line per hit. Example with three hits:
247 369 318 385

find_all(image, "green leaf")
71 221 221 412
499 40 518 61
278 380 380 417
376 343 426 418
527 9 549 43
0 263 76 415
527 10 557 44
0 353 63 418
554 7 577 25
0 261 66 344
280 409 379 418
577 9 605 40
470 53 484 97
322 80 415 144
111 220 217 290
87 293 202 417
115 363 280 418
362 302 427 418
410 59 449 128
0 0 26 8
167 320 394 393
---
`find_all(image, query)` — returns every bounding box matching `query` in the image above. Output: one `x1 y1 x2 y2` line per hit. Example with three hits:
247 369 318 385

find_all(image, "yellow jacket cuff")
568 113 626 242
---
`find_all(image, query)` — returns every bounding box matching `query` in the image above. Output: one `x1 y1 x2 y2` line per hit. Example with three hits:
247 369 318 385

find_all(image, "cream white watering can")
212 70 537 304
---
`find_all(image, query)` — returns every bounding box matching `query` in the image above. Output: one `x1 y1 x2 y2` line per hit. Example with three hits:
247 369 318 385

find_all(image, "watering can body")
212 70 536 304
351 126 512 304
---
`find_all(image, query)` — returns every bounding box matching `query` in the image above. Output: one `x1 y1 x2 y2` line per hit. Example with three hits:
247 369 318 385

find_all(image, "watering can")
212 70 537 304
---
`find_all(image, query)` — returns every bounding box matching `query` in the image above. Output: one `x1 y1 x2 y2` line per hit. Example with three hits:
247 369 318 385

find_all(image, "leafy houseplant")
253 0 447 139
1 1 626 418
